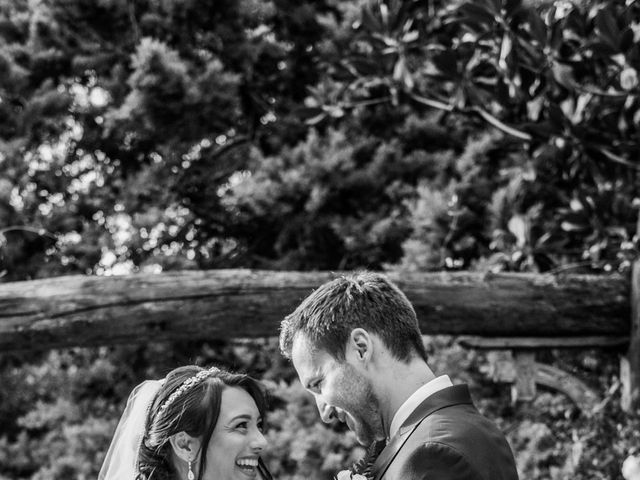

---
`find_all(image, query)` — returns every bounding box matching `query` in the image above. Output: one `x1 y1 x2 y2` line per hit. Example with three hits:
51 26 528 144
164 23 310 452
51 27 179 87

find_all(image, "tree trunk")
0 269 629 351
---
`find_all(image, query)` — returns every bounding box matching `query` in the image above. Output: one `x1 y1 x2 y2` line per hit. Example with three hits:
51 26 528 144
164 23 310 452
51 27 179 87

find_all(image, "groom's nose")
316 397 336 423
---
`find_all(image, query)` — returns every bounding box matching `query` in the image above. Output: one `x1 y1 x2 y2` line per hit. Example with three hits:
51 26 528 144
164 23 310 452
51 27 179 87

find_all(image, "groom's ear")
348 328 372 363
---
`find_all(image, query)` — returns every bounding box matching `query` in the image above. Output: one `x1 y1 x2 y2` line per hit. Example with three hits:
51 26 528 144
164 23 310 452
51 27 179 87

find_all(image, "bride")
99 365 272 480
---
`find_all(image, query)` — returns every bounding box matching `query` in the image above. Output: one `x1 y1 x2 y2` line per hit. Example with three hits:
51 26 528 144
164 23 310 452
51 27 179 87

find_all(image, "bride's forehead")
218 387 259 415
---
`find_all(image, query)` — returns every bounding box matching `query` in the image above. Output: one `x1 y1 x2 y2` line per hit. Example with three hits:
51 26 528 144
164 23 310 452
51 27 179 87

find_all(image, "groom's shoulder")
397 439 518 480
410 400 490 443
412 401 511 452
397 405 518 480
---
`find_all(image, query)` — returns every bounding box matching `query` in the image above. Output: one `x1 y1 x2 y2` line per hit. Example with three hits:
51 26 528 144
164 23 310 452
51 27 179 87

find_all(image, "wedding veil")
98 379 163 480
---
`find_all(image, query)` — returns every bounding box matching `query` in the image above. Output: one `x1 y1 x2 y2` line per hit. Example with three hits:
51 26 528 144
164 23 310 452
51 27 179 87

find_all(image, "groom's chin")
351 425 375 446
353 432 371 446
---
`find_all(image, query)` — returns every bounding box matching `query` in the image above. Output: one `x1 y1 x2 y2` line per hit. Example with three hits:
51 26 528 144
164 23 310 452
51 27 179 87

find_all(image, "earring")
188 460 194 480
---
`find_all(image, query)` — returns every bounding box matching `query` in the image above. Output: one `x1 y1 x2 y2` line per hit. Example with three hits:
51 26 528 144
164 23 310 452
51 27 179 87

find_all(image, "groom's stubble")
338 362 385 446
290 334 385 446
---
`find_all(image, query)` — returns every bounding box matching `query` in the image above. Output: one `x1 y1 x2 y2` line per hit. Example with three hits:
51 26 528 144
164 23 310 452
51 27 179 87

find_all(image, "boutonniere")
335 471 367 480
334 439 387 480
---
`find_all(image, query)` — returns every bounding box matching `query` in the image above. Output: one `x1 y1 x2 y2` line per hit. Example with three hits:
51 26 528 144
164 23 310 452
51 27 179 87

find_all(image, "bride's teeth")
236 459 258 467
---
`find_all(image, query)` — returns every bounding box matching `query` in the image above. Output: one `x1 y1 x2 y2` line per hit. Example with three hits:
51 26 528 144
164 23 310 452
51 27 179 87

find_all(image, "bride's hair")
136 365 267 480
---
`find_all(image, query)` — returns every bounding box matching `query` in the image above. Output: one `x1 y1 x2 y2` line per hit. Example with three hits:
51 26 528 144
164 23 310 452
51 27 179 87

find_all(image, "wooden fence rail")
0 269 637 411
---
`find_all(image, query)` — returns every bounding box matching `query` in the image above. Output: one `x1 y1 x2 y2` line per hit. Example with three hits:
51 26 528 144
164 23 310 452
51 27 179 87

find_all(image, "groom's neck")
375 355 437 437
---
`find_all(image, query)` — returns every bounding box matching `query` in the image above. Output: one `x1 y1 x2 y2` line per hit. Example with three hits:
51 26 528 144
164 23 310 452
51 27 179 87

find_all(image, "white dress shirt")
388 375 453 439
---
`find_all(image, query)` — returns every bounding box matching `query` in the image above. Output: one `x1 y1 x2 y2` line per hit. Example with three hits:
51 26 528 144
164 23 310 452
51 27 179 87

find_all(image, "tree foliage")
0 0 334 278
301 0 640 272
1 0 639 278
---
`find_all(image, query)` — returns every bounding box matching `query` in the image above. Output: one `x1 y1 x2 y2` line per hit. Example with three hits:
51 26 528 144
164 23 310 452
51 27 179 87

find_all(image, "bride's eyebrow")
227 413 260 424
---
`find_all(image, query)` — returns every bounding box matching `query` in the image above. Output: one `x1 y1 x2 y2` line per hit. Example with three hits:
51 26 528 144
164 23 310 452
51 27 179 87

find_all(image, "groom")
279 272 519 480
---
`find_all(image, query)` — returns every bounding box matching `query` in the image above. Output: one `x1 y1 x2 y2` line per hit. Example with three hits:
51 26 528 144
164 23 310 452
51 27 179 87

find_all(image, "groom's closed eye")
306 378 322 393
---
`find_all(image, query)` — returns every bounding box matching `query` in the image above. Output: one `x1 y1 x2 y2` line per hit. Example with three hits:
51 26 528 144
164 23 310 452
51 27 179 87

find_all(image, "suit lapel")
372 425 415 480
372 385 473 480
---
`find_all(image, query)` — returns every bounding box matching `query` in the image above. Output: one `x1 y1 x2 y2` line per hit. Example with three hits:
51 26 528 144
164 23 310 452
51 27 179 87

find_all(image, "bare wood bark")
621 258 640 412
534 362 600 413
621 212 640 413
0 269 630 352
512 351 537 402
457 336 630 349
483 351 600 411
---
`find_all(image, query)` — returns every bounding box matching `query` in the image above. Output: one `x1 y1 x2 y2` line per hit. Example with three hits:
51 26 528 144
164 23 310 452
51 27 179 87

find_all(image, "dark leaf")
294 107 325 120
504 0 523 17
547 103 565 129
483 0 502 15
560 211 590 232
619 27 634 52
564 9 585 34
432 50 458 77
532 252 556 271
585 40 619 57
457 3 496 28
388 0 408 31
536 231 568 249
344 58 381 77
549 18 564 50
594 7 620 50
526 9 547 45
520 121 556 138
494 79 510 105
360 5 382 32
465 83 489 104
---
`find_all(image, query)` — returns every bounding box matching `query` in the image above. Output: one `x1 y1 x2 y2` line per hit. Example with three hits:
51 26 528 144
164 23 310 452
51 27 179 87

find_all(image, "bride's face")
202 387 267 480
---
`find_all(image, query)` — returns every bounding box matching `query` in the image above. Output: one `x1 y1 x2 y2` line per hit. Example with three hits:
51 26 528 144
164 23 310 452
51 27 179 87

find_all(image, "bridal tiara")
158 366 220 413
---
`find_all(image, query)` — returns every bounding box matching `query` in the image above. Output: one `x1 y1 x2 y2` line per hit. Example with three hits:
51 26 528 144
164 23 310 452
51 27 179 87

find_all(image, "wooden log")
534 362 600 413
457 336 630 349
484 351 600 412
512 351 537 402
0 269 630 351
621 258 640 412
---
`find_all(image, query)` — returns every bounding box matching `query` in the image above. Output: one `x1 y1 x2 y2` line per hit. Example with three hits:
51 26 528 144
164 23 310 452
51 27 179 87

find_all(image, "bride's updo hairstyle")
136 365 267 480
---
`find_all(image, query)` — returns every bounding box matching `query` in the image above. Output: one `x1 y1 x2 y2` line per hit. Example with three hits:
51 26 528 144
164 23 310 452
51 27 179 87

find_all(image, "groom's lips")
345 415 355 430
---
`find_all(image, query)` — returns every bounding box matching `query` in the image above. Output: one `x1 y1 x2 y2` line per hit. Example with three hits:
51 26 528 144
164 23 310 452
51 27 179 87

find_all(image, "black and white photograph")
0 1 639 479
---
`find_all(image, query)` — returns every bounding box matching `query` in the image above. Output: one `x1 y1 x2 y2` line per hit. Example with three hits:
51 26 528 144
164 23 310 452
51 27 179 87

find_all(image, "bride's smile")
203 386 267 480
99 366 270 480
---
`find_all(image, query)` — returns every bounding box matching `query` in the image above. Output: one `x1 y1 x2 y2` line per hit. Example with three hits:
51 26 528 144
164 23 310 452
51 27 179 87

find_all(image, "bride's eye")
235 421 249 431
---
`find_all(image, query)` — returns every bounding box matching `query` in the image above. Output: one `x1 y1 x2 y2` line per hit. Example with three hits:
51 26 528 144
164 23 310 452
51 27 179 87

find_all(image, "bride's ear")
169 431 201 463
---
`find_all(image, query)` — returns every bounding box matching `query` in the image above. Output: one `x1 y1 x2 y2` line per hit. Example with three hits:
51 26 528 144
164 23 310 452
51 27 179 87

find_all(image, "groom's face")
291 334 384 445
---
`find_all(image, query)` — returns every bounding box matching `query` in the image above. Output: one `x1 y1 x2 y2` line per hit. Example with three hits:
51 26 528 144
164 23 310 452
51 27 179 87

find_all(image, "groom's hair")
279 271 428 363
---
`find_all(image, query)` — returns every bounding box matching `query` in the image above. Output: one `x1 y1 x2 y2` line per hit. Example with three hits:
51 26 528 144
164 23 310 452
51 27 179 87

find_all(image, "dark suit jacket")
373 385 519 480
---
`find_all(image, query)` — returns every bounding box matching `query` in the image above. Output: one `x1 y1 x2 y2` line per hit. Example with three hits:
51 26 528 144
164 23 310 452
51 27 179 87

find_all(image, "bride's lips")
235 456 259 477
